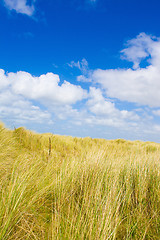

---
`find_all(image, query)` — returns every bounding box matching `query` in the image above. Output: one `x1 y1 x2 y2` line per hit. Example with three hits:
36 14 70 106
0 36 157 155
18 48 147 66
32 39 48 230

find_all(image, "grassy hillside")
0 122 160 239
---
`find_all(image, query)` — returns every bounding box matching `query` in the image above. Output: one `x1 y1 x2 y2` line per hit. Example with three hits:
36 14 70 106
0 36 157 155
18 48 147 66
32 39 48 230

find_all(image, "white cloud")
152 109 160 117
4 0 35 16
68 58 93 83
68 58 89 75
86 87 139 127
90 33 160 108
0 69 88 129
77 75 91 82
0 68 142 132
92 66 160 107
0 69 9 89
0 90 52 125
2 70 87 105
120 33 154 69
1 32 160 141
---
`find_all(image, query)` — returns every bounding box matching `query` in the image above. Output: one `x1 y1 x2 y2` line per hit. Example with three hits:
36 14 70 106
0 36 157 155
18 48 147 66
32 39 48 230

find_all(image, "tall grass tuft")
0 122 160 239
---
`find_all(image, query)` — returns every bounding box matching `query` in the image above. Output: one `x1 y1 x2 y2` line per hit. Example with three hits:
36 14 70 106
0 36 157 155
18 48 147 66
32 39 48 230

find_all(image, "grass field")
0 122 160 239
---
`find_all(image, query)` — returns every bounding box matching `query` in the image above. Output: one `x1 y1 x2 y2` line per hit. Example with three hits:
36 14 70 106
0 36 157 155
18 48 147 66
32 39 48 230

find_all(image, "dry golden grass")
0 122 160 239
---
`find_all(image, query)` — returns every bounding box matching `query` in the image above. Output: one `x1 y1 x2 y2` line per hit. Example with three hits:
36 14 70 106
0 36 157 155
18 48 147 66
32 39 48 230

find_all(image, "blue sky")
1 0 160 142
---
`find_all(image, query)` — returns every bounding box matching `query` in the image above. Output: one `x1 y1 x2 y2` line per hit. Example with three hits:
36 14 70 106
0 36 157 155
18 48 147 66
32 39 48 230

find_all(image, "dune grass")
0 122 160 239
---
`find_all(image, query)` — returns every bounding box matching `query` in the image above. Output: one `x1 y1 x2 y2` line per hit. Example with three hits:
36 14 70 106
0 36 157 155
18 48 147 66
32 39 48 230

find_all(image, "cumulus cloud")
120 33 155 69
0 69 9 89
0 68 142 132
1 31 160 140
0 69 89 129
3 0 35 16
1 70 87 105
0 90 52 126
86 87 139 127
90 33 160 108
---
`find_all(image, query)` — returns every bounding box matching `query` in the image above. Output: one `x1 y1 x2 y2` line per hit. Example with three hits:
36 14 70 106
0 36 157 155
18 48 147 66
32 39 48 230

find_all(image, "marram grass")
0 123 160 239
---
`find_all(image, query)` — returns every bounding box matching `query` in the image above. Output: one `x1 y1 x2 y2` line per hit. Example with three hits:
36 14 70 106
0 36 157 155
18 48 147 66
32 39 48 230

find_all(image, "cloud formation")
68 58 89 75
91 33 160 108
120 33 154 69
3 0 35 16
0 70 87 105
88 87 138 120
1 33 160 140
0 89 52 126
0 68 140 132
0 69 88 128
86 87 139 128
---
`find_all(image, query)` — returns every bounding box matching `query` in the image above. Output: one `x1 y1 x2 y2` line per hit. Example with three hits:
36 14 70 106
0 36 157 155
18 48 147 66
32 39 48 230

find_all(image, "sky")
1 0 160 142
